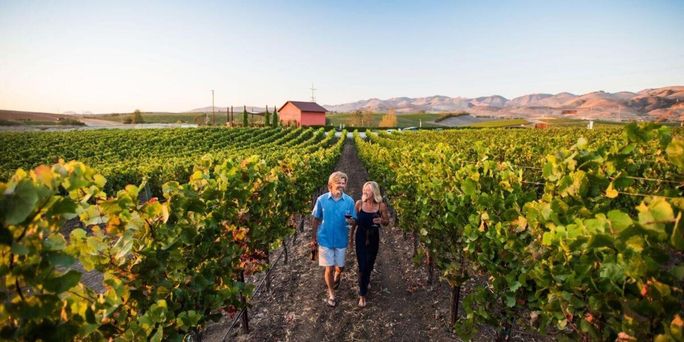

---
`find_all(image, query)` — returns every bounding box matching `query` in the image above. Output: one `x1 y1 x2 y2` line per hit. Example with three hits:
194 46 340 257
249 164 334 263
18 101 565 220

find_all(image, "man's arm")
350 200 360 247
311 216 321 245
380 202 390 226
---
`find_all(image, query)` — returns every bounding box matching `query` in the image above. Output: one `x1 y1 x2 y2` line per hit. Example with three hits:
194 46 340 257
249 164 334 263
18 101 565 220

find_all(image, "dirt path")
203 139 461 341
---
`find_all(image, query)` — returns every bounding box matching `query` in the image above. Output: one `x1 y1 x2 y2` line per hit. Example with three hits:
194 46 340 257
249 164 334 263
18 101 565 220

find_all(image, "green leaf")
650 198 675 223
176 310 201 331
625 122 649 143
46 197 78 219
651 280 671 297
11 242 29 255
671 266 684 281
576 137 588 149
625 236 644 253
45 251 77 267
620 143 636 155
150 327 163 342
44 234 67 251
149 300 168 323
543 162 555 180
505 294 516 308
599 262 624 283
509 281 522 292
462 179 476 196
44 270 81 293
608 210 633 232
666 137 684 171
93 174 107 188
113 239 134 264
588 234 613 249
638 198 674 240
3 179 39 225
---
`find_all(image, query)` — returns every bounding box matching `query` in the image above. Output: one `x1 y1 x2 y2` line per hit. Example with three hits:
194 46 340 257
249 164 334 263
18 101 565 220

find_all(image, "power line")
310 83 317 102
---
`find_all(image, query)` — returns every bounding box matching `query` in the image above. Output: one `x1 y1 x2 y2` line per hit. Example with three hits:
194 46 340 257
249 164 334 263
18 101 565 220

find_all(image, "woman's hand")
345 216 355 226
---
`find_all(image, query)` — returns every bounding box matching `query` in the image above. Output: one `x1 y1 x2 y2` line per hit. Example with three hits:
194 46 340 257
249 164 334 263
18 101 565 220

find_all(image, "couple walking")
311 171 389 308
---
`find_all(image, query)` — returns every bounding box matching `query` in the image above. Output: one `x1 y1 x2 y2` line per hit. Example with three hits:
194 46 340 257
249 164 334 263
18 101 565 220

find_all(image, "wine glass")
344 210 352 226
372 211 381 229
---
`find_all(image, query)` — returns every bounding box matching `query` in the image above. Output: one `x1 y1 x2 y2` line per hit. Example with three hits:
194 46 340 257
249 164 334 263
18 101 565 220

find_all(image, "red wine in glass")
372 212 381 228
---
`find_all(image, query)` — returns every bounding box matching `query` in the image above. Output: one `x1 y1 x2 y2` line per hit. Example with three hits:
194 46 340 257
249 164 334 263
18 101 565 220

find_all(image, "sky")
1 0 683 114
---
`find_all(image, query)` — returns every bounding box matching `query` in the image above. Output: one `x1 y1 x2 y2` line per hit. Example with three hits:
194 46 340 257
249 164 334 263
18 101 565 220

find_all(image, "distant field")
327 112 532 128
326 113 444 128
467 118 528 128
90 111 266 125
540 118 628 128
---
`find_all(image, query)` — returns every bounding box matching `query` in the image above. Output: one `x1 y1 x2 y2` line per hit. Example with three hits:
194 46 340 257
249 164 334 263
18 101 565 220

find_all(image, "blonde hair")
328 171 348 189
363 181 383 203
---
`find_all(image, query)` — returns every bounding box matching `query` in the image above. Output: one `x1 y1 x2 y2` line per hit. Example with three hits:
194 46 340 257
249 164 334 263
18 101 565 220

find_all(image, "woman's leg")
367 232 380 278
355 230 370 297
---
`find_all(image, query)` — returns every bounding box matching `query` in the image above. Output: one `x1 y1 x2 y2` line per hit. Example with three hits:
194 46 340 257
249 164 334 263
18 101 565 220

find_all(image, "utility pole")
211 89 215 125
617 104 621 122
310 83 317 102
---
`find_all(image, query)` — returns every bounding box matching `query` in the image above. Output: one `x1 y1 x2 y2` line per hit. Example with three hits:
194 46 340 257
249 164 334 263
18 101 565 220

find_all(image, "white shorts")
318 246 346 267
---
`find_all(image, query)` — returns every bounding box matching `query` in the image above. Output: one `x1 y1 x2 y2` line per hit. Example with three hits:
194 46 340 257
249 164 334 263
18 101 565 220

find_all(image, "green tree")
273 106 279 127
131 109 144 124
362 109 374 127
349 110 363 127
243 106 248 127
265 105 271 126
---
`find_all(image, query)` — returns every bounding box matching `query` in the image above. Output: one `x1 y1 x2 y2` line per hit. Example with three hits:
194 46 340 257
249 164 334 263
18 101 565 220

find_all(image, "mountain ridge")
322 86 684 121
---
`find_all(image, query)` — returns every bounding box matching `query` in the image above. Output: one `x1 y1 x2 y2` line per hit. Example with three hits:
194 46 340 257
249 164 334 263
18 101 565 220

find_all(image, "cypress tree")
265 105 271 126
273 105 279 127
243 105 248 127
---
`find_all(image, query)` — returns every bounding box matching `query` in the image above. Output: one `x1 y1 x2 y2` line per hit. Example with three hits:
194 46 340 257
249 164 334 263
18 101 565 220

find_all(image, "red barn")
277 101 327 127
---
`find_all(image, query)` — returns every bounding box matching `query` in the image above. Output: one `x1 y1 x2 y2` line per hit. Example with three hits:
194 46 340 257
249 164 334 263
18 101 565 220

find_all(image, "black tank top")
357 209 380 231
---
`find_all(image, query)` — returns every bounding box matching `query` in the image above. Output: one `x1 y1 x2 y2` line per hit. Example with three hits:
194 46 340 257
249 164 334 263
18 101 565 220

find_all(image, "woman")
351 181 390 307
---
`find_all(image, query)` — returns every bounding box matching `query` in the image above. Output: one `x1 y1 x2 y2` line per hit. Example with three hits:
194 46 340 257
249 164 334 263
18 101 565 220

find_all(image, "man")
311 171 356 307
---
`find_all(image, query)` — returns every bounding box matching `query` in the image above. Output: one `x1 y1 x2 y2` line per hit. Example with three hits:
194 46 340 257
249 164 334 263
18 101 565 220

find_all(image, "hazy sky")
1 0 683 113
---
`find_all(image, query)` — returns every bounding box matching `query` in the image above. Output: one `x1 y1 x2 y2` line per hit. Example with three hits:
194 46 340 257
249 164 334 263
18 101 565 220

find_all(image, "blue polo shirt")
312 192 357 249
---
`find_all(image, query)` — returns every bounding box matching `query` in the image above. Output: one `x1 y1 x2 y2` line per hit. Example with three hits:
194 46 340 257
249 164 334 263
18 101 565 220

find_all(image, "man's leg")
333 248 346 287
324 266 335 299
334 266 344 282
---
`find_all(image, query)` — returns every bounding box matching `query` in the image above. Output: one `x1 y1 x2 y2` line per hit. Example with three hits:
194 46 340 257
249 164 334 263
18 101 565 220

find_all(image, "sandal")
327 297 336 307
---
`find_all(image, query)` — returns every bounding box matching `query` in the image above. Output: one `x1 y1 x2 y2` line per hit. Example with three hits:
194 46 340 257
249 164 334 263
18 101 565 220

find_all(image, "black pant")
355 227 379 297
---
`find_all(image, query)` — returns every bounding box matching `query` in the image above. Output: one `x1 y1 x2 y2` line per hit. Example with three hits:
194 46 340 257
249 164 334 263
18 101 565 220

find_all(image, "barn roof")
278 101 328 113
